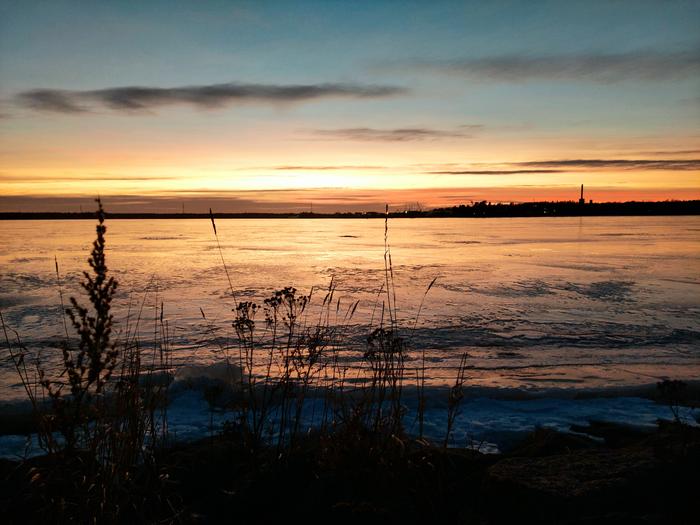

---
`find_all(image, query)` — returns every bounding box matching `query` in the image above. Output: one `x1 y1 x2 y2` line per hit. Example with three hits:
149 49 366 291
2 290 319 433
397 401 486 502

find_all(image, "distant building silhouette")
579 184 585 205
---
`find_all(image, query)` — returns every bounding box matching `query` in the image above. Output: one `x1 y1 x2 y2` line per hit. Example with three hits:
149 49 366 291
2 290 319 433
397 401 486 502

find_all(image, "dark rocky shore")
1 420 698 524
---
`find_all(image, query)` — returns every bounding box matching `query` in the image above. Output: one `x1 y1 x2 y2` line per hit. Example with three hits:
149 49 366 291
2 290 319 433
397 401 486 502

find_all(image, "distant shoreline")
1 199 698 220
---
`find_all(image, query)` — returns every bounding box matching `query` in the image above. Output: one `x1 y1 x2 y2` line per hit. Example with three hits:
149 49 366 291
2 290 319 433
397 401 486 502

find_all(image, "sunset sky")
1 0 699 212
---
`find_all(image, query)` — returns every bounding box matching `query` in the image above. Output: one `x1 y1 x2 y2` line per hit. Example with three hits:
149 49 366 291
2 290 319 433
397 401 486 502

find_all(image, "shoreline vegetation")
1 199 699 220
1 200 698 523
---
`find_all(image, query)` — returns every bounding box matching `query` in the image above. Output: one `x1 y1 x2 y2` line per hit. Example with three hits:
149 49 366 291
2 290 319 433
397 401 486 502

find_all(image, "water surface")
1 216 699 401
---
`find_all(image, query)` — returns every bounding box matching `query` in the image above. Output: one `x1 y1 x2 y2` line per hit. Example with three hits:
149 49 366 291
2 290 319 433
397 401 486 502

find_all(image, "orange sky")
1 1 698 211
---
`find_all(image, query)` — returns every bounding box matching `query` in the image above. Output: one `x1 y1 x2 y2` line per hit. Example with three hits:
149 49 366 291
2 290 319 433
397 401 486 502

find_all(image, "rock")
483 447 659 522
507 427 600 457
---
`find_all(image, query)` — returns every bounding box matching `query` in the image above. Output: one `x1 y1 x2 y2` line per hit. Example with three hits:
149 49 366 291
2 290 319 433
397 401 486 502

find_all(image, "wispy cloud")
519 159 700 170
429 169 562 175
0 173 178 182
16 82 407 114
425 158 700 175
311 125 481 142
631 149 700 157
403 50 700 83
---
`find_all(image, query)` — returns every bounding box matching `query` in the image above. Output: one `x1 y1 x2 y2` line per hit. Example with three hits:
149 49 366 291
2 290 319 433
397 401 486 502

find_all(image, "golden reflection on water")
0 216 698 399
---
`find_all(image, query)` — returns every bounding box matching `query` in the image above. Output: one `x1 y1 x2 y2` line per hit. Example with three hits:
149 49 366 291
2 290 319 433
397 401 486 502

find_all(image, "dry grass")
1 199 173 522
1 200 476 522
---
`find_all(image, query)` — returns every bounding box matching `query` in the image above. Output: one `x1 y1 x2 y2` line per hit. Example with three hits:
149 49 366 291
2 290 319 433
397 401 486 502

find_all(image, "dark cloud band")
430 169 563 175
519 159 700 170
16 82 407 113
427 159 700 176
406 50 700 82
311 126 477 141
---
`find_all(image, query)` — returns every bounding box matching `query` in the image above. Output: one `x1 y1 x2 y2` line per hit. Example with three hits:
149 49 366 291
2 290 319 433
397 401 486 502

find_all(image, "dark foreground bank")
1 420 698 524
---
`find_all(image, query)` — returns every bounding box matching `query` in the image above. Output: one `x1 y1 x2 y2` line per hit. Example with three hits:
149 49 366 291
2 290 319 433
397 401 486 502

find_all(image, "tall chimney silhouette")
579 184 585 205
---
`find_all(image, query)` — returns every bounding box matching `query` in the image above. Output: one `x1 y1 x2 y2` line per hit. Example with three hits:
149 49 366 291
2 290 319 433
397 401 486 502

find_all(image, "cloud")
15 90 87 113
519 159 700 170
425 158 700 175
16 82 407 114
633 150 700 156
429 169 562 175
404 50 700 82
680 95 700 106
311 126 480 142
0 173 177 182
